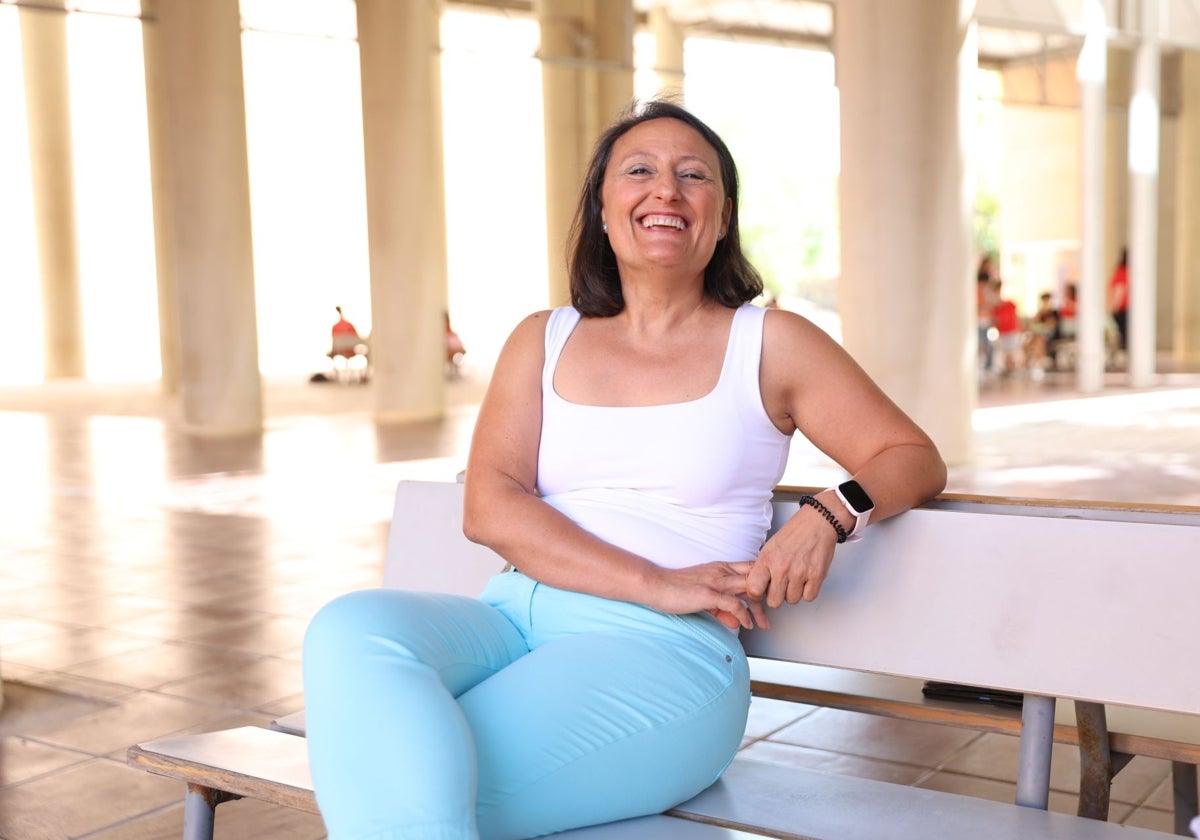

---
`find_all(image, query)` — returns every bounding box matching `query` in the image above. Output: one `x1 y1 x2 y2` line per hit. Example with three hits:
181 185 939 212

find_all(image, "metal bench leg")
1016 694 1056 810
1074 700 1112 820
1173 761 1198 837
182 784 238 840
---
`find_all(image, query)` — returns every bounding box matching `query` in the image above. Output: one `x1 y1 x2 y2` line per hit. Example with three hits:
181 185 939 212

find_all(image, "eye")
679 171 710 182
627 165 652 176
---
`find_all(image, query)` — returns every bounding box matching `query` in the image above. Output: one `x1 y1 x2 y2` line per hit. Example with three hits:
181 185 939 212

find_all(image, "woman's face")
600 118 732 281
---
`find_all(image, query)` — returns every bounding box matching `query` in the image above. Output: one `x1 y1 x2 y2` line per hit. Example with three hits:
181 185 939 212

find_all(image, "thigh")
302 587 532 838
461 618 750 840
303 587 529 698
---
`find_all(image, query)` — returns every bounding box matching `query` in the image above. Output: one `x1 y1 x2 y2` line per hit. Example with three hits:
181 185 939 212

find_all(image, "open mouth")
639 214 688 231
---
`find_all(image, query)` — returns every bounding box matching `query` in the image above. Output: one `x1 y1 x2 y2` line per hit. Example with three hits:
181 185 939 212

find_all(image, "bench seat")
128 726 1178 839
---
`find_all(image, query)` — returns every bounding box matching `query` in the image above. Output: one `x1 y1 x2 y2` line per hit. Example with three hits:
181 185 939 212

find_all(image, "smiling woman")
301 97 946 839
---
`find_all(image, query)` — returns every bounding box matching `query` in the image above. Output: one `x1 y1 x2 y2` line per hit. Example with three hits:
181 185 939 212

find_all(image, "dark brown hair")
567 99 763 316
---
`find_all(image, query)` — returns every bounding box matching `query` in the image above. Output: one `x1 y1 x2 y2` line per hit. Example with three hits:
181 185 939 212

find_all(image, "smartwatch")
834 480 875 540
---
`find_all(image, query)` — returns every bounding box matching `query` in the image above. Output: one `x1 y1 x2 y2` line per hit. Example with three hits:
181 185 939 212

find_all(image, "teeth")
641 215 686 230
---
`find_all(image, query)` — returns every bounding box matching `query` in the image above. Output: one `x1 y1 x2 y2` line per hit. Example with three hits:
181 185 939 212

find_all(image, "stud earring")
602 223 608 233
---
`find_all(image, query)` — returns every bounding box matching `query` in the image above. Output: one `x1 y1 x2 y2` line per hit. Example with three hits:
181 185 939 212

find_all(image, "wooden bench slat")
127 727 319 815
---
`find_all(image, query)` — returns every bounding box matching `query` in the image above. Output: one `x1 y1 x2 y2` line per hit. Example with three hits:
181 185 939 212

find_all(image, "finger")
746 563 770 600
712 609 742 630
747 598 769 630
766 575 789 610
785 576 806 605
720 595 753 629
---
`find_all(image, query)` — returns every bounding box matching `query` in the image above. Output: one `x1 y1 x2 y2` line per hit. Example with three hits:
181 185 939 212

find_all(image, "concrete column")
536 0 635 306
834 0 976 466
155 0 262 434
1175 51 1200 363
1076 1 1108 392
356 0 447 422
649 3 685 99
1126 0 1161 387
19 1 85 379
1158 52 1181 353
1105 48 1130 288
140 0 179 394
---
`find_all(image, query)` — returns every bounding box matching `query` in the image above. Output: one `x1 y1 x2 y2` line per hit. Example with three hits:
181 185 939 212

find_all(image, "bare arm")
462 312 762 628
750 309 947 607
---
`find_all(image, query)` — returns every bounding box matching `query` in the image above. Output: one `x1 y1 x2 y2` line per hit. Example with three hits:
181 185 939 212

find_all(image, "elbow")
461 478 515 549
461 491 489 547
924 447 949 500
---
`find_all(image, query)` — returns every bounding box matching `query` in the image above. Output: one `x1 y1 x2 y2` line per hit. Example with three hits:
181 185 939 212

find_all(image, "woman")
303 99 946 839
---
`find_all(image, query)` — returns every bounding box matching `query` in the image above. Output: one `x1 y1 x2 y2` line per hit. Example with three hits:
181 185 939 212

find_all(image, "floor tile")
61 642 263 691
766 706 980 766
30 690 231 756
940 731 1172 805
1120 805 1176 833
181 615 309 658
739 740 926 785
0 681 114 738
155 656 303 710
0 757 181 839
2 628 159 672
0 736 91 787
82 798 328 839
742 696 818 742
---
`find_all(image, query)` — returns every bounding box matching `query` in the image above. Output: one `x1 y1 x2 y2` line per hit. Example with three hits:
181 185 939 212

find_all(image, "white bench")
128 480 1200 839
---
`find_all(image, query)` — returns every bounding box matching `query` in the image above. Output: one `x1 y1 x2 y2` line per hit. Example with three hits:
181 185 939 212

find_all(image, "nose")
653 171 682 200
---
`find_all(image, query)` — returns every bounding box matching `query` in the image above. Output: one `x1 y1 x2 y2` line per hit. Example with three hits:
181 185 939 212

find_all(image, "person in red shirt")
327 306 369 382
990 280 1023 375
330 306 363 359
1108 248 1129 350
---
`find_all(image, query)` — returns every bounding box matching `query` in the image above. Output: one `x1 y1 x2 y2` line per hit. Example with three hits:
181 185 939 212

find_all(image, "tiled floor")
2 363 1199 838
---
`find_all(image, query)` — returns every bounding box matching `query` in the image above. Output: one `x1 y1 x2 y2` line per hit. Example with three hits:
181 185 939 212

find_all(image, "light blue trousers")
302 571 750 840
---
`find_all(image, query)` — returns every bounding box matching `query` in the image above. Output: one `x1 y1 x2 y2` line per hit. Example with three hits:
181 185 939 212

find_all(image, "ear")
722 197 733 232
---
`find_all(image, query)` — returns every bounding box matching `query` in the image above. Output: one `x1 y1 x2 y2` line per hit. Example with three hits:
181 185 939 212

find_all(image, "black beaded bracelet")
799 495 848 544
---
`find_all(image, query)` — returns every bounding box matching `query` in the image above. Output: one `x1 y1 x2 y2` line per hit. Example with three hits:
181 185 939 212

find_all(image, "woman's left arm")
749 309 948 609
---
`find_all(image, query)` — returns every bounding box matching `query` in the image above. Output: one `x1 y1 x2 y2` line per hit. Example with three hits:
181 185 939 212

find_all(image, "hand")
747 508 838 609
645 561 769 630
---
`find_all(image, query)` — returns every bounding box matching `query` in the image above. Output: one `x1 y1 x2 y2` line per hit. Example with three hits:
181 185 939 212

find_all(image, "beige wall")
999 106 1081 246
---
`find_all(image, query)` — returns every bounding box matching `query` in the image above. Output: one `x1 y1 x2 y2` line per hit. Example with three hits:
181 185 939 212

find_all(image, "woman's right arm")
462 312 760 628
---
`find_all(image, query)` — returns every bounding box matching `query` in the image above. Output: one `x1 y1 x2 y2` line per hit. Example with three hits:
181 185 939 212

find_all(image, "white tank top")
536 304 791 570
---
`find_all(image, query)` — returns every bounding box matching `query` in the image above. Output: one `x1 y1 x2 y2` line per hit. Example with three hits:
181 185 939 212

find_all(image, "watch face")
839 480 874 513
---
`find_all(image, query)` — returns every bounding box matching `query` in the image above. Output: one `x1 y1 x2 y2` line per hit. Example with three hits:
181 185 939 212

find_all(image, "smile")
639 214 688 231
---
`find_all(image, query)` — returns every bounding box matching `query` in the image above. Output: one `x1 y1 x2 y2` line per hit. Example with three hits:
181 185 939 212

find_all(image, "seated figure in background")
328 306 368 382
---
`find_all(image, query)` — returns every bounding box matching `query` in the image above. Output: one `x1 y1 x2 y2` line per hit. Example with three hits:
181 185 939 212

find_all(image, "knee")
303 589 391 666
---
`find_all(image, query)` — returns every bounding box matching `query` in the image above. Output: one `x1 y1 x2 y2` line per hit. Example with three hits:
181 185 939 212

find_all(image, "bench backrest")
383 480 1200 716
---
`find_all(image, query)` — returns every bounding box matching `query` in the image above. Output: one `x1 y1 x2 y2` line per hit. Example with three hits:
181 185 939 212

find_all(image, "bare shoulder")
497 309 555 359
762 306 846 363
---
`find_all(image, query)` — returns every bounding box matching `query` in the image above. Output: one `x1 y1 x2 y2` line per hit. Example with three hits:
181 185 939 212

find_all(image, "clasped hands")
649 522 837 631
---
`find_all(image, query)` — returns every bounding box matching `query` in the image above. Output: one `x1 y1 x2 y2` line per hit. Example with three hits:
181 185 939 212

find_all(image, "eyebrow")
614 151 716 168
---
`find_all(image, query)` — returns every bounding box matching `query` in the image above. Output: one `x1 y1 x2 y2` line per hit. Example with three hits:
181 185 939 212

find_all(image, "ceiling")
439 0 1188 63
626 0 1200 62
